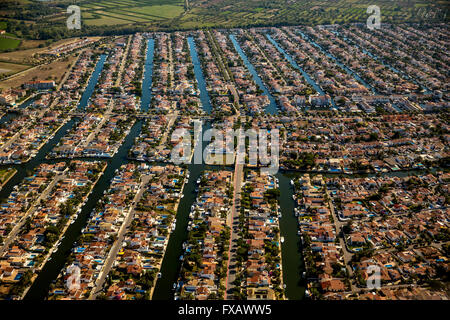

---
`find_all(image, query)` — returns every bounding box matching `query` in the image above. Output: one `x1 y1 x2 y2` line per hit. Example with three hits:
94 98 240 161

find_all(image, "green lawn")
0 37 21 51
0 168 16 185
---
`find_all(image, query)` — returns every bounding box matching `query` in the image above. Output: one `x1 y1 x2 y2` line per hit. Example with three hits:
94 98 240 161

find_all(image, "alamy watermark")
367 5 381 30
65 264 81 292
67 5 81 30
170 121 280 175
366 265 381 289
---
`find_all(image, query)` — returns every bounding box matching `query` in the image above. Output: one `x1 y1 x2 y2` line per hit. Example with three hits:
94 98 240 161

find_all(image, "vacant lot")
0 38 89 65
0 61 29 76
0 54 77 89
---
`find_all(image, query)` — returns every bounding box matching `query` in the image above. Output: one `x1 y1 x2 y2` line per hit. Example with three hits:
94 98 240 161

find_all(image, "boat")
290 180 294 186
173 283 176 289
280 237 285 243
157 272 162 278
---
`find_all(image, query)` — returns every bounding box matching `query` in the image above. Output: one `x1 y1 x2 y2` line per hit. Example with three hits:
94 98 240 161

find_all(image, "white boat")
290 180 294 185
280 237 285 243
157 272 162 278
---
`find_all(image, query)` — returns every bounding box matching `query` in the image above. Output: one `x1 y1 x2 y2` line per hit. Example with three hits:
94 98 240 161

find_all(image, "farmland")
0 0 448 41
0 37 21 51
44 0 186 26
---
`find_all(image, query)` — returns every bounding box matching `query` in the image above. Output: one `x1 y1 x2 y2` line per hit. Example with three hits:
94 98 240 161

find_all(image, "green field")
0 37 21 51
0 0 447 39
0 168 16 185
79 0 185 26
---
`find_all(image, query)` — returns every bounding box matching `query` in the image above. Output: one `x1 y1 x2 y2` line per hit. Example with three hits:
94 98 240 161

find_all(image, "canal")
0 51 112 299
229 34 278 115
140 38 155 112
331 30 432 95
188 36 213 114
265 33 337 109
0 54 108 201
0 96 35 125
77 54 107 111
0 118 76 201
25 120 143 299
277 173 305 300
152 122 211 300
296 29 378 95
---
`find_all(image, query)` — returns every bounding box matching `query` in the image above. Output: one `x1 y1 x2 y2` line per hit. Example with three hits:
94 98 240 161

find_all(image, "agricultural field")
44 0 186 26
181 0 449 28
0 37 21 51
0 0 447 39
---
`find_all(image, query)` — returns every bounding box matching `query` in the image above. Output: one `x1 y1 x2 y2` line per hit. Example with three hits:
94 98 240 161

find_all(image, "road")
80 99 114 147
206 30 231 82
57 50 84 90
115 35 132 87
324 186 355 292
89 174 150 299
157 110 179 151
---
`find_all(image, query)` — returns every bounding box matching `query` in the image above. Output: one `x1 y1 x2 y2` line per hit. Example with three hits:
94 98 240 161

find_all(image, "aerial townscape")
0 0 448 303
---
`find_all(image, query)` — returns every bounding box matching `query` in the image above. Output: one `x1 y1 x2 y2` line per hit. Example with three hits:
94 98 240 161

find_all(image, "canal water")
0 96 35 125
0 111 20 126
331 30 432 95
152 122 212 300
229 34 278 115
0 53 108 200
0 118 76 201
265 33 337 109
188 36 213 114
277 173 305 300
140 38 155 111
24 120 143 299
77 54 107 111
296 29 377 95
